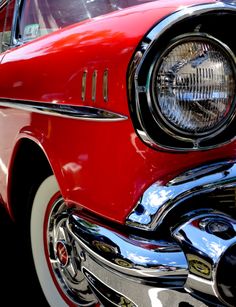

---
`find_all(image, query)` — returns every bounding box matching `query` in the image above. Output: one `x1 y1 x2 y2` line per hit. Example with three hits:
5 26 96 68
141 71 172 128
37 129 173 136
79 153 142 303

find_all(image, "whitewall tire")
30 175 67 307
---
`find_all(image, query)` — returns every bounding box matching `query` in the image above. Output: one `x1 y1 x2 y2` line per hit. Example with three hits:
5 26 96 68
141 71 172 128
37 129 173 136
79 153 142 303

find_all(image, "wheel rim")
44 196 97 306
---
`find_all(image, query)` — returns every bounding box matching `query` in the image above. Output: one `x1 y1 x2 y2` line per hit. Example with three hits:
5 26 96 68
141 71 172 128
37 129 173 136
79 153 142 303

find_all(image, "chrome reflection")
172 211 236 306
0 98 127 121
65 212 218 306
126 160 236 231
67 213 188 280
65 212 216 307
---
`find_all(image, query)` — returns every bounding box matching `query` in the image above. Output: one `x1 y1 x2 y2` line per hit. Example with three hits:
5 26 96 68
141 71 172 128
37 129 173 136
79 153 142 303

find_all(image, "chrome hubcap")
46 197 97 306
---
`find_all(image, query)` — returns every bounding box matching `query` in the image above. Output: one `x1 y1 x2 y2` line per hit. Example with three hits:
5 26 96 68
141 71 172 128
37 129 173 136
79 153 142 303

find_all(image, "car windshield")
19 0 155 42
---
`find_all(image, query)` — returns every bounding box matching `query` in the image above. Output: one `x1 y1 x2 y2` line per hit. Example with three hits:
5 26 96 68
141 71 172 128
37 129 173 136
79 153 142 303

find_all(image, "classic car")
0 0 236 306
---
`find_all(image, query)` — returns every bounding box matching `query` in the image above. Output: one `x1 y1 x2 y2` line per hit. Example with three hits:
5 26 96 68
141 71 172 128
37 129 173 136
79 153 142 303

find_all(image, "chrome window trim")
126 160 236 231
129 1 236 151
10 0 21 47
0 0 17 52
0 98 128 121
0 0 9 10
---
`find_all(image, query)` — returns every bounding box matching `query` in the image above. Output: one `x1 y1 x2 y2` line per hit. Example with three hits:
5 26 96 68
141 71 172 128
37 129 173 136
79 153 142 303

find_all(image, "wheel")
30 175 98 306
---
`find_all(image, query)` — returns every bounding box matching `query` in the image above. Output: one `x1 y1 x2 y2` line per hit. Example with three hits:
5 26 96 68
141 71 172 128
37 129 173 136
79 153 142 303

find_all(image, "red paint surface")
1 0 234 226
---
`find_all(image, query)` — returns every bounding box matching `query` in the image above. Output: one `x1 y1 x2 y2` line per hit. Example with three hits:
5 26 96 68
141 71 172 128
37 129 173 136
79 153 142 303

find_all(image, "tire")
30 175 65 306
30 175 97 306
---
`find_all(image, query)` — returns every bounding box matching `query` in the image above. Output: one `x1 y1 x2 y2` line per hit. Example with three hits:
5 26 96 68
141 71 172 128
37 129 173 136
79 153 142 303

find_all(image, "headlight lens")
152 36 236 136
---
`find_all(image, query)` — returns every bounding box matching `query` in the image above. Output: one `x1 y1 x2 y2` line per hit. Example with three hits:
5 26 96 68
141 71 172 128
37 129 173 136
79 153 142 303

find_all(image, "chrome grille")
207 187 236 216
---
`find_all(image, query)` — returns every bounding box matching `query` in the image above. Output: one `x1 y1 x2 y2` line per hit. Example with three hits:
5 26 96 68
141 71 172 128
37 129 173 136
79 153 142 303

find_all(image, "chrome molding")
11 0 22 47
126 160 236 231
0 99 127 121
141 2 236 45
129 1 236 151
0 0 9 10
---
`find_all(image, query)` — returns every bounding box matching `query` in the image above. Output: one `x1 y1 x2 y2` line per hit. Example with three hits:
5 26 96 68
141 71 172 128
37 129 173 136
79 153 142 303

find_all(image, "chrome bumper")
67 214 208 307
66 161 236 306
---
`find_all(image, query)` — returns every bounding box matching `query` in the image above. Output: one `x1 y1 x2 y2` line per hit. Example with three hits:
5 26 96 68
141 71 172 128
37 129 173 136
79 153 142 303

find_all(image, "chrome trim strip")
11 0 22 47
0 99 128 121
81 70 87 102
143 2 234 45
126 160 236 231
0 0 9 10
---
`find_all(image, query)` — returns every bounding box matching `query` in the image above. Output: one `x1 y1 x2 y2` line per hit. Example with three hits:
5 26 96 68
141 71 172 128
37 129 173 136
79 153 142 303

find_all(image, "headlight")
150 34 236 137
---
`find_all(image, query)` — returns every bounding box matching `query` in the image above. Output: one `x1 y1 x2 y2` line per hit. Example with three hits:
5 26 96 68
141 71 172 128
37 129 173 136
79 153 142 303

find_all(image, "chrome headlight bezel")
128 4 236 151
147 33 236 141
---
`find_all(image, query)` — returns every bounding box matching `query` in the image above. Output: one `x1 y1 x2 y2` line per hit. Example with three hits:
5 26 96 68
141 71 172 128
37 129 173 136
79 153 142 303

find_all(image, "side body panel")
1 0 234 224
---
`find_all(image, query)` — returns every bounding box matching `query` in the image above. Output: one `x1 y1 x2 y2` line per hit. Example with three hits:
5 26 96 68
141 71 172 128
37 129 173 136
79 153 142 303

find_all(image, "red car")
0 0 236 306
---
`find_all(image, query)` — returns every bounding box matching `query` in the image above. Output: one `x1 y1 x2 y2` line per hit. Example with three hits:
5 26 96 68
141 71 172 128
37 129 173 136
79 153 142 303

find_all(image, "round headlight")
151 35 236 137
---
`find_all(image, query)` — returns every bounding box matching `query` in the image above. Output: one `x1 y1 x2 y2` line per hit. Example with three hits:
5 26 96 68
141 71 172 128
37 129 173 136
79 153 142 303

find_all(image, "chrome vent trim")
103 69 109 102
81 70 87 102
81 69 109 103
91 70 98 102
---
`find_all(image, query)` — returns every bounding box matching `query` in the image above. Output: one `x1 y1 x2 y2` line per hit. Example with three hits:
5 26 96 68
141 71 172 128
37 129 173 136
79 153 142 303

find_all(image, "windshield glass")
19 0 154 42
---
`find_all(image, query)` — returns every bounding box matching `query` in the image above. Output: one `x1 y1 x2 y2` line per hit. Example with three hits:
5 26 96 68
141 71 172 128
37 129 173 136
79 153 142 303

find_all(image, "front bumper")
66 161 236 306
67 214 207 307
